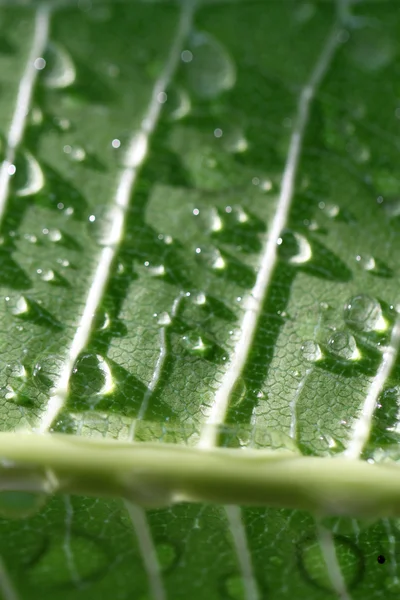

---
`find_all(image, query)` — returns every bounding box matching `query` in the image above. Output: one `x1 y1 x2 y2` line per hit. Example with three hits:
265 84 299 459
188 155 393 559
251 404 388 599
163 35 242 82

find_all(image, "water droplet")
355 254 375 271
192 292 206 306
148 264 165 277
277 230 312 264
165 87 191 121
222 127 248 153
5 295 29 316
300 340 322 362
327 331 360 360
41 41 76 88
344 295 386 332
40 269 55 282
186 31 236 98
182 333 210 356
0 492 47 519
157 312 171 326
155 541 178 572
222 574 245 600
70 353 114 398
13 151 45 197
196 246 226 270
297 534 363 592
48 229 62 242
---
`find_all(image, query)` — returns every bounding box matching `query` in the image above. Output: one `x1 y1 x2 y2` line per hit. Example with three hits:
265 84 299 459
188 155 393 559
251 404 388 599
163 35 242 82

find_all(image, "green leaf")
0 0 400 598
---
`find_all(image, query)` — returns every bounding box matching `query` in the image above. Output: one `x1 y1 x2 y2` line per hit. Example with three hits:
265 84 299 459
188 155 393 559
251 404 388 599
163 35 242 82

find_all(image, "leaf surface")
0 1 399 599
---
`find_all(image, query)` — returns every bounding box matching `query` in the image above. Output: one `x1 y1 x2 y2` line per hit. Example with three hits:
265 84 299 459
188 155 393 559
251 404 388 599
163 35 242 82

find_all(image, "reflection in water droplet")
300 340 322 362
5 295 29 316
0 492 47 519
14 151 45 197
355 254 375 271
327 331 360 360
41 41 76 88
155 542 177 571
186 31 236 98
222 574 245 600
70 353 114 397
297 534 363 592
182 333 210 356
344 295 386 332
277 231 312 264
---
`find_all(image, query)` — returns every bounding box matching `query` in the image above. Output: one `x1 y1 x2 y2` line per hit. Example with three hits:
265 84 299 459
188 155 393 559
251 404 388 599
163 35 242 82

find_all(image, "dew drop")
300 340 322 362
327 331 360 360
33 353 64 394
222 574 245 600
164 87 191 121
355 254 375 271
277 230 312 264
69 146 86 162
148 264 165 277
0 492 47 519
5 295 29 316
70 353 114 398
155 541 178 572
185 31 236 99
40 269 55 282
48 229 62 242
344 295 386 332
157 312 171 326
41 41 76 88
182 333 210 356
297 534 363 592
192 292 206 306
196 246 226 270
13 151 45 197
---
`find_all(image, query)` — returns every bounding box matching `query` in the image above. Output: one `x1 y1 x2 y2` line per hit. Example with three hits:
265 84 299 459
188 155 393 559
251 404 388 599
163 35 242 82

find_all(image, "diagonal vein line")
37 1 196 433
125 501 166 600
225 506 259 600
0 4 50 224
344 314 400 460
316 520 352 600
198 23 341 449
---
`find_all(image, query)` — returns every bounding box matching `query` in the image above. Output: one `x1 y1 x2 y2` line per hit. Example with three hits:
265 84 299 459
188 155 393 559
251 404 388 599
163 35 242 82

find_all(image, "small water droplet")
40 269 55 282
300 340 322 362
155 541 178 572
0 492 47 519
221 127 248 153
196 246 226 270
13 151 45 197
355 254 375 271
182 333 210 356
69 146 86 162
344 295 386 332
48 229 62 242
222 574 245 600
5 295 29 316
327 331 360 360
157 312 171 326
41 41 76 88
185 31 236 98
277 230 312 264
192 292 206 306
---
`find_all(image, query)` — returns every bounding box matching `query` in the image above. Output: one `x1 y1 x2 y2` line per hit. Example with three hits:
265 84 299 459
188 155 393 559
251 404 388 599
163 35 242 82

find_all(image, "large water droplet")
344 295 386 332
70 353 114 398
300 340 322 362
277 231 312 264
185 31 236 98
13 151 45 197
327 331 360 361
0 492 47 519
297 534 363 592
41 41 76 88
